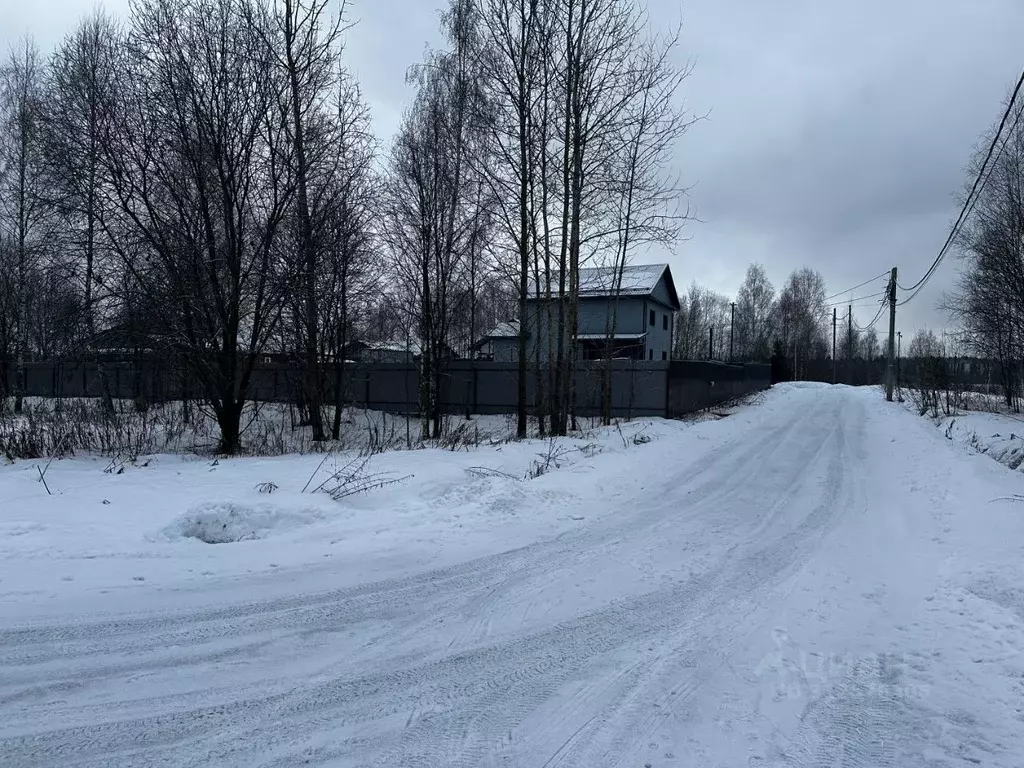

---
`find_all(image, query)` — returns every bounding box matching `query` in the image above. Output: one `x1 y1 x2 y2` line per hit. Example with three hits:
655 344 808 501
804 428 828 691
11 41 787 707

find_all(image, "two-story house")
474 263 680 362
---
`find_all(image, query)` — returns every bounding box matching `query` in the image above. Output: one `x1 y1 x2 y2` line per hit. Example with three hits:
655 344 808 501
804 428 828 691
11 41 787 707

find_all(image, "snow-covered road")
3 385 1024 767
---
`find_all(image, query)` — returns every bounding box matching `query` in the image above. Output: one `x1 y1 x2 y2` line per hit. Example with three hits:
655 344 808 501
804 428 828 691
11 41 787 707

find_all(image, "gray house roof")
482 321 519 339
472 321 519 351
528 263 680 310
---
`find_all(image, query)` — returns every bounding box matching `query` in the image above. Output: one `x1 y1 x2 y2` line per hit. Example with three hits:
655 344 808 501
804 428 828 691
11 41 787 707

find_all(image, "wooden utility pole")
729 302 735 363
885 267 897 401
832 307 837 384
708 326 714 361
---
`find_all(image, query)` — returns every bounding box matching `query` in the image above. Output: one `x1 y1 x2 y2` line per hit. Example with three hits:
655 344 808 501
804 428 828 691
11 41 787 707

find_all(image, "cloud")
4 0 1023 335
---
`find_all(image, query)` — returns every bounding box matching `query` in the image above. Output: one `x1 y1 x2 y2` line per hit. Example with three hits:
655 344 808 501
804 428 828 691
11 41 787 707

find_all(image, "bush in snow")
303 454 412 501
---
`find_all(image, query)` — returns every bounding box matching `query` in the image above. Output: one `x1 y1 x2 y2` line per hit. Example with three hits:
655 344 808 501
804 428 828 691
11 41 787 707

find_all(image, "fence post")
472 363 479 414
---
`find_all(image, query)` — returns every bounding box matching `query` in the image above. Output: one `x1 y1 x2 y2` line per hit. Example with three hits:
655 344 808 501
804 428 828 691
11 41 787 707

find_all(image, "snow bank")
6 384 1024 766
162 501 329 544
776 380 832 390
937 411 1024 472
1 407 749 601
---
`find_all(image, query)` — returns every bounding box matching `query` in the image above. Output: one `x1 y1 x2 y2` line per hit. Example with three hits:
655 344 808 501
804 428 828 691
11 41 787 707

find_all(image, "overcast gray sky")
4 0 1023 336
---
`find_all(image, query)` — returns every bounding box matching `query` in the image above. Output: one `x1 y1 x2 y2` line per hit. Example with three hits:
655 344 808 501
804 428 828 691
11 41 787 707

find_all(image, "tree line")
0 0 697 451
674 263 882 373
946 85 1024 411
0 0 904 452
0 0 386 452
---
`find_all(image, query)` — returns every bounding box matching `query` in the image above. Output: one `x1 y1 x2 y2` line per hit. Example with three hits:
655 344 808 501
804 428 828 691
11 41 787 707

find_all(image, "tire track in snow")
0 388 868 768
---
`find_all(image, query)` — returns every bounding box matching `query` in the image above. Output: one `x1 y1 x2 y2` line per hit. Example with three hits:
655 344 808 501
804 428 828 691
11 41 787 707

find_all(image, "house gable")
649 266 681 311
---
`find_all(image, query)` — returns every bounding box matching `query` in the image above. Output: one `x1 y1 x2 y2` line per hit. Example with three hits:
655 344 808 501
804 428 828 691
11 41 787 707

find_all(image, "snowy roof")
363 340 421 356
473 321 520 349
528 263 679 307
484 321 519 339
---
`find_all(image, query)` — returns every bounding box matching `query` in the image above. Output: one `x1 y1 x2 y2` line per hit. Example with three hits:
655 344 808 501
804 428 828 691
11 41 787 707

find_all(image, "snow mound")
776 381 832 390
163 502 327 544
940 414 1024 472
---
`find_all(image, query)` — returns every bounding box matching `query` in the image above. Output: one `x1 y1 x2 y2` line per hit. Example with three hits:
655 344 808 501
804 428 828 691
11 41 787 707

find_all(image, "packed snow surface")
2 384 1023 767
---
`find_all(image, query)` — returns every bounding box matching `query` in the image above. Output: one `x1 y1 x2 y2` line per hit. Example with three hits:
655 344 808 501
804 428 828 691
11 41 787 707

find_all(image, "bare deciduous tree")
863 326 880 361
673 281 731 361
320 75 378 440
268 0 348 441
0 38 48 412
734 263 775 362
775 267 829 377
42 11 122 410
384 0 487 439
477 0 545 437
948 86 1024 410
100 0 295 453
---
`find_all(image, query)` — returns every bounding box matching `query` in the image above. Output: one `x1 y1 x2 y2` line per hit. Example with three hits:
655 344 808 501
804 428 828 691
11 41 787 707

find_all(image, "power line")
854 296 890 332
898 95 1024 307
825 290 885 308
899 102 1024 309
823 271 889 303
897 69 1024 305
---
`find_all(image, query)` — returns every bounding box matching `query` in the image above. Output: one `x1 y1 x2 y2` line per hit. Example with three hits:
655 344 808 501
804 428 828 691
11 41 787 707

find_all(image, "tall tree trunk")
516 60 530 439
14 133 27 414
553 8 573 435
284 0 325 442
215 398 244 455
331 273 349 440
420 240 433 439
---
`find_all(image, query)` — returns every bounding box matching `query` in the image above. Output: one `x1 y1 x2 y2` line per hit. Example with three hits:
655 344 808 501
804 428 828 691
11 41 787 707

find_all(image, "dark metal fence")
666 361 771 417
6 359 771 419
772 357 998 390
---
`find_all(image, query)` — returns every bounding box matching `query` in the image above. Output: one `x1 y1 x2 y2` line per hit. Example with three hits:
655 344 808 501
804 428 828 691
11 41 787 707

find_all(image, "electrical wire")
825 290 885 308
853 297 889 332
897 96 1024 309
897 69 1024 304
823 272 889 303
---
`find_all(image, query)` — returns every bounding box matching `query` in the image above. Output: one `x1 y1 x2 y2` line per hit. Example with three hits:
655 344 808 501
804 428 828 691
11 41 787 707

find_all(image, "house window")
663 314 668 331
649 309 655 326
649 349 653 360
662 351 667 360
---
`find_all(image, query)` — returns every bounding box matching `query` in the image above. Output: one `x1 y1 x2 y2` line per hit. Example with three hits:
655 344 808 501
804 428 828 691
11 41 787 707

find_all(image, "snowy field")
2 383 1024 767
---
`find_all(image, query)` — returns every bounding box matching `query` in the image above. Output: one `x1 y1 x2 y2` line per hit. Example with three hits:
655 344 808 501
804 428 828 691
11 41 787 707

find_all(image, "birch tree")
734 263 775 362
948 87 1024 407
775 267 829 377
42 12 122 409
267 0 347 440
0 38 47 412
384 0 486 438
477 0 546 437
